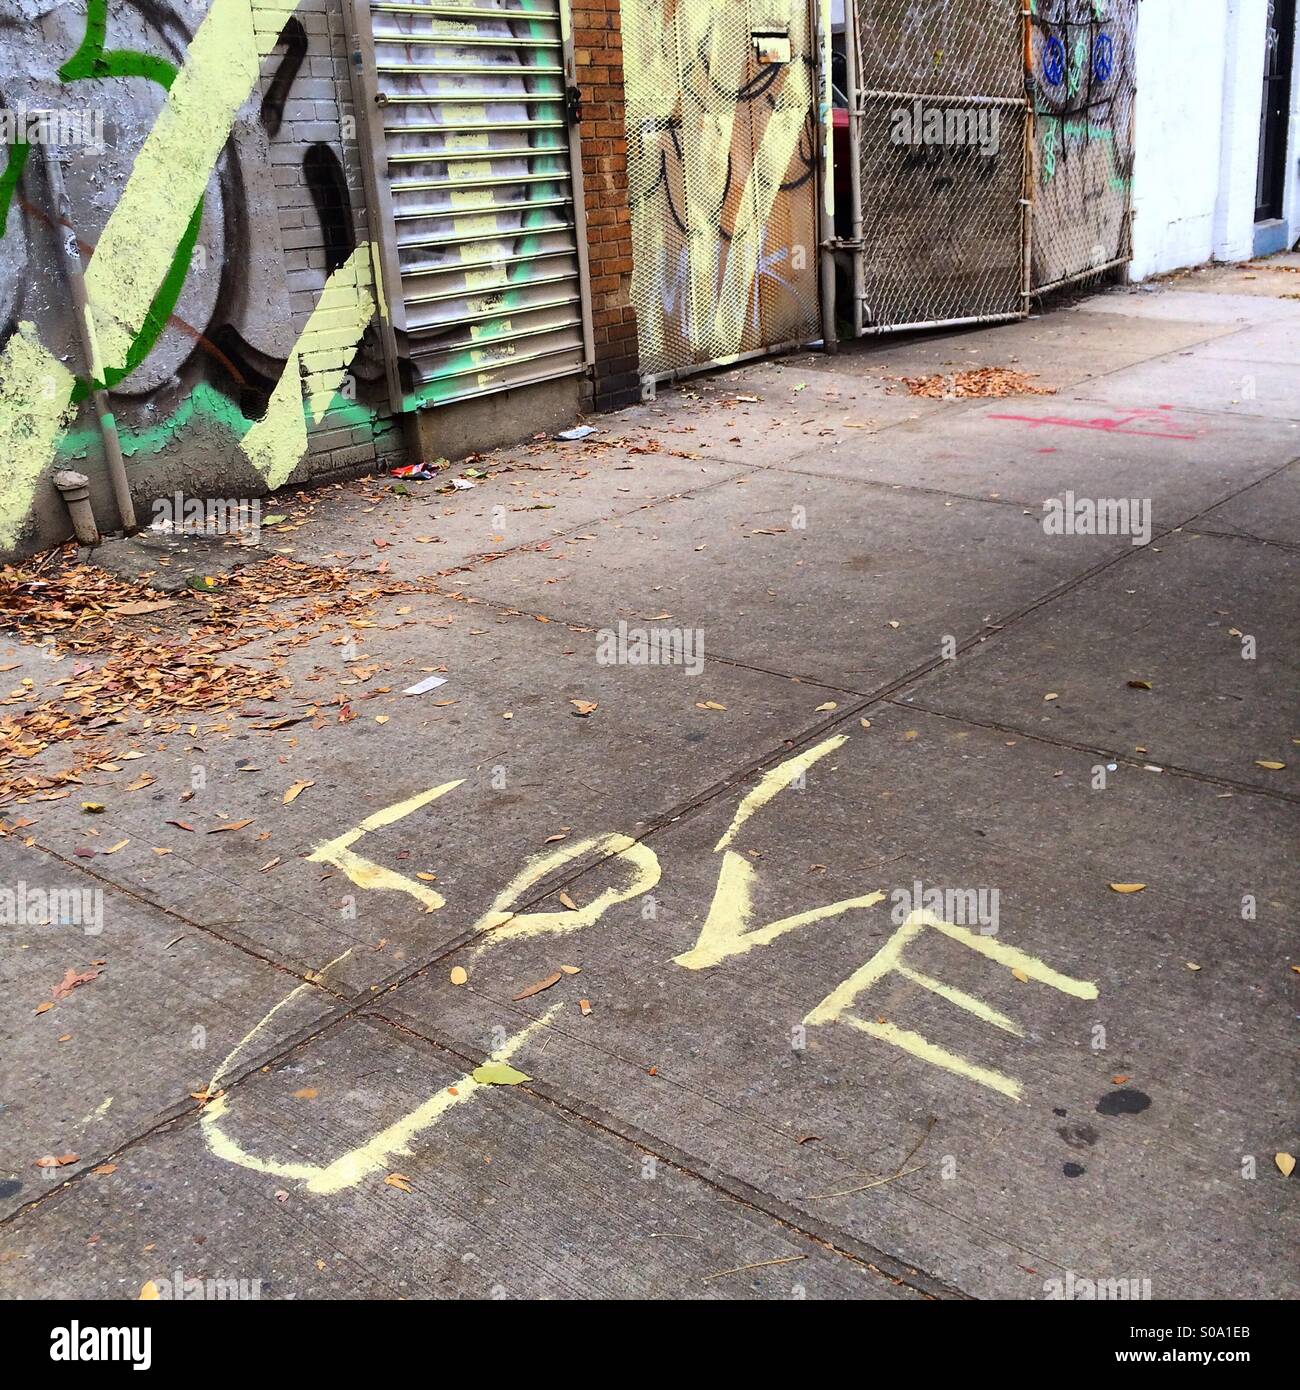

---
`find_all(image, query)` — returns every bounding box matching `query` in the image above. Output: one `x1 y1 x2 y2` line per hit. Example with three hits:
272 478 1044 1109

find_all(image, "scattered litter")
404 674 448 696
556 425 597 441
449 478 475 491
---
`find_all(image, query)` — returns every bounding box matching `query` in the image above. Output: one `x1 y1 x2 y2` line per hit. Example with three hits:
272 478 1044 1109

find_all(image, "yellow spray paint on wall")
0 324 76 549
0 0 386 544
621 0 822 374
240 244 379 489
83 0 303 376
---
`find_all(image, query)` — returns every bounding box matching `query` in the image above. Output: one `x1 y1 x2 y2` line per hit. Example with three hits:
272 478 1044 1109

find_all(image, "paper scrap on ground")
404 675 448 696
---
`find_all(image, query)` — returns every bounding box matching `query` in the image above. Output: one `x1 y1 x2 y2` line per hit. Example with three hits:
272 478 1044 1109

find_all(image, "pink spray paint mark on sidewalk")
988 406 1204 442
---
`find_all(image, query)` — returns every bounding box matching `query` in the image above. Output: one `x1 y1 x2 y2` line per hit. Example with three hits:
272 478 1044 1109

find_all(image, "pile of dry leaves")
0 548 441 805
888 367 1057 399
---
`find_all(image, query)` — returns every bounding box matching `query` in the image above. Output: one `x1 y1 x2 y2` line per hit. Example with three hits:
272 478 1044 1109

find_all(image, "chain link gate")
847 0 1029 334
1029 0 1136 293
621 0 824 378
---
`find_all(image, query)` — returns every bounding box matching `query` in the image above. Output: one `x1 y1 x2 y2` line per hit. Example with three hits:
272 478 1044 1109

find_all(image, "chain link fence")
853 0 1029 332
622 0 822 377
1029 0 1137 293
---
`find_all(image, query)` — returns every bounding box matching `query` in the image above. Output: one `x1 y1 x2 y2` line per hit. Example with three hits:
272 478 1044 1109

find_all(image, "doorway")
1256 0 1296 240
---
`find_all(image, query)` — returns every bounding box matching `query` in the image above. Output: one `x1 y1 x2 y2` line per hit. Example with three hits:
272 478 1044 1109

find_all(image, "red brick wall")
573 0 640 410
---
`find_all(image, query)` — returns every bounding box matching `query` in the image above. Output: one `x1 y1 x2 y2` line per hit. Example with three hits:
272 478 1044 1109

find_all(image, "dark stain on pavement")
1058 1123 1099 1148
1096 1088 1152 1117
1063 1162 1086 1178
0 1179 22 1200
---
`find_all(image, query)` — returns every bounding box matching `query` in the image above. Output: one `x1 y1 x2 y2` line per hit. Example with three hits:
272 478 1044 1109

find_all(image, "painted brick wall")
573 0 640 410
254 0 405 478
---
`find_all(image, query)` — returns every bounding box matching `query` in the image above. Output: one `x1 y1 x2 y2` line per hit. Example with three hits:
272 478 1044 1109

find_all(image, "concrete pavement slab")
904 530 1300 792
0 836 339 1218
767 393 1300 520
271 446 743 575
7 588 853 995
0 1014 917 1299
1080 352 1300 422
373 703 1298 1299
1194 463 1300 547
450 468 1127 690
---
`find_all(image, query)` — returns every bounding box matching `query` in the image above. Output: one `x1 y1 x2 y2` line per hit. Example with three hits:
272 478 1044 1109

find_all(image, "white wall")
1130 0 1292 278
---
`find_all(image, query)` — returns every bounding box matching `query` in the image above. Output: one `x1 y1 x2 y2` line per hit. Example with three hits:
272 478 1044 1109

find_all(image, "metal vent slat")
355 0 590 410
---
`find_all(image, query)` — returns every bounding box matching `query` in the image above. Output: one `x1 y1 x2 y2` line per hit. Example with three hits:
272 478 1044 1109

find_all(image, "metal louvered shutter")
348 0 594 412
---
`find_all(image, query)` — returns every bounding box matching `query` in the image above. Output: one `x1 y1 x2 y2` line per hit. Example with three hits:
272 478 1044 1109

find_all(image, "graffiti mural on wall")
0 0 395 551
1029 0 1136 290
621 0 822 376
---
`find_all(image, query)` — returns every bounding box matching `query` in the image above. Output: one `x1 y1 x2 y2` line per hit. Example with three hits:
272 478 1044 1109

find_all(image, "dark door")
1257 0 1296 223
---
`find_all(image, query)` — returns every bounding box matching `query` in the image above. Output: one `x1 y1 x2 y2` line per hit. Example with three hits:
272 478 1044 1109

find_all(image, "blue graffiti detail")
1044 36 1066 86
1094 34 1115 83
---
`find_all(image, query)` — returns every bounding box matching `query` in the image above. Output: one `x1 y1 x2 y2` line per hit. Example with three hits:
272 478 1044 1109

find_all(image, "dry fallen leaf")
1276 1153 1296 1178
1186 962 1202 971
558 964 581 975
293 1088 318 1100
513 969 563 1001
1127 680 1153 690
815 701 838 713
283 779 314 804
35 1153 78 1168
473 1062 530 1086
569 699 598 717
1011 967 1029 983
138 1280 161 1301
1255 761 1286 771
209 818 254 833
696 701 727 711
558 891 578 911
1111 1075 1130 1085
579 998 592 1016
91 1164 117 1176
384 1172 413 1193
450 965 468 986
1109 883 1146 894
51 966 102 999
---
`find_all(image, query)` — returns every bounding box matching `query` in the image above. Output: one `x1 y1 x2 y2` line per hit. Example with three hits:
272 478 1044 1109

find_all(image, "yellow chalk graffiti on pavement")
804 910 1100 1100
307 780 464 913
202 1003 558 1195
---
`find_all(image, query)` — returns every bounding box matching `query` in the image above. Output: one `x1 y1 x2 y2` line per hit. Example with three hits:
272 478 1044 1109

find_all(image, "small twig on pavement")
702 1254 807 1282
806 1163 928 1202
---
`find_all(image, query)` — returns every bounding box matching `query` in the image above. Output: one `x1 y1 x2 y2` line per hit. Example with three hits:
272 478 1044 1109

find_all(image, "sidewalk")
1 262 1296 1300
